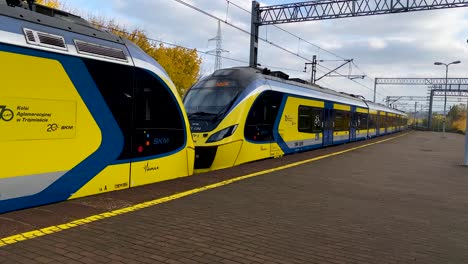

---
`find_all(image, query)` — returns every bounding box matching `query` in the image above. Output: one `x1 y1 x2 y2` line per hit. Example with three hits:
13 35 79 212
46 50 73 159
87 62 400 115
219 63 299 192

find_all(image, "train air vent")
37 32 67 48
24 29 35 42
23 28 67 51
74 40 127 61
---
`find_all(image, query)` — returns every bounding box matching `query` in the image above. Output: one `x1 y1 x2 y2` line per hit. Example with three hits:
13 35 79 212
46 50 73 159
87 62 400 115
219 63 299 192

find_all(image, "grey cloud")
76 0 468 102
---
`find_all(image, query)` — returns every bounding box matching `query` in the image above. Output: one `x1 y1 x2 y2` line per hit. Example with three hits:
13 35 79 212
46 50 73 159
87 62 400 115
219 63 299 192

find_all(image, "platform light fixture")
433 60 461 137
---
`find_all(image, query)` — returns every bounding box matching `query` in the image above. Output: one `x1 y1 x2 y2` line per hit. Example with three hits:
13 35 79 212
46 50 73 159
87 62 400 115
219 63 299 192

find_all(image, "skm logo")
0 105 14 122
153 137 170 145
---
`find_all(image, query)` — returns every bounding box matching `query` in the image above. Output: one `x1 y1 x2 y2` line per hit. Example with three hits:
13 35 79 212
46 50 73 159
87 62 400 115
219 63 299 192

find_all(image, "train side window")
334 110 350 131
379 114 386 128
358 113 368 130
244 91 283 142
298 105 322 133
133 68 185 157
368 114 377 129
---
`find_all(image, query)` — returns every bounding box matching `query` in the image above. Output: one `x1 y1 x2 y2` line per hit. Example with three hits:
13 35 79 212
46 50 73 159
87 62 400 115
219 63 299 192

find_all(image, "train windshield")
184 79 241 117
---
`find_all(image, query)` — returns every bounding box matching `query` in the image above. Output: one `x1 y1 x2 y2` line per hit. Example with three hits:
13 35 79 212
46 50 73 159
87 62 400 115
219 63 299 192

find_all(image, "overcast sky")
62 0 468 112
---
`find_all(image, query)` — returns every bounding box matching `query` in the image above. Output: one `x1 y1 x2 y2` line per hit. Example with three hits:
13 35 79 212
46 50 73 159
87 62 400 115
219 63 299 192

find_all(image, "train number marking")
47 123 59 132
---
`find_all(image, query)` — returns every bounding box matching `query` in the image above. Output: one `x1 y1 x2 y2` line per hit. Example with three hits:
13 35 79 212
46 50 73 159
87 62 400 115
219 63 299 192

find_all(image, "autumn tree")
36 0 60 8
447 104 467 133
89 19 201 97
148 44 201 96
36 1 202 97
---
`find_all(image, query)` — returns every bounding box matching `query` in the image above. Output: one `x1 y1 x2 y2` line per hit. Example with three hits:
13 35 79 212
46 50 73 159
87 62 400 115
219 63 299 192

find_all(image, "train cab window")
245 91 283 142
298 105 323 133
133 68 185 157
334 110 350 131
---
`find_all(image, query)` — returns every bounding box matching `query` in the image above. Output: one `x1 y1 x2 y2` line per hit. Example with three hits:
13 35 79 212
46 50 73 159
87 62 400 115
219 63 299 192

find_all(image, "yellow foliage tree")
447 104 467 133
89 18 201 97
33 0 202 97
452 111 466 133
36 0 60 9
148 44 201 96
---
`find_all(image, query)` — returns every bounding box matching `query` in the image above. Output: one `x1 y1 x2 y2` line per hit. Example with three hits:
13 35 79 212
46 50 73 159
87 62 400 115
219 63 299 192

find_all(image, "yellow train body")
0 5 194 213
185 67 407 172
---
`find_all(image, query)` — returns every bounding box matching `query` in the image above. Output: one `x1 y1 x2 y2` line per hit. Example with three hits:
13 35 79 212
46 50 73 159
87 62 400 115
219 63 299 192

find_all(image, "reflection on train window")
298 105 322 133
356 113 368 130
83 58 134 160
334 110 350 131
368 114 377 129
184 80 241 115
379 113 386 128
245 91 283 142
134 68 185 157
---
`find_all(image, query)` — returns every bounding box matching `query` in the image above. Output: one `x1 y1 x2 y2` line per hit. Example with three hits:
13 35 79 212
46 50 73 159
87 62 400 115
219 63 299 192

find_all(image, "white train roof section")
261 73 367 108
367 101 407 116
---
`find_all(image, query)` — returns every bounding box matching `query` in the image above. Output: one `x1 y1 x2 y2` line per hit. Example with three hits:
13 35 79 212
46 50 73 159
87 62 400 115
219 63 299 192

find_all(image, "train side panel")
0 15 194 212
0 46 124 212
276 96 324 153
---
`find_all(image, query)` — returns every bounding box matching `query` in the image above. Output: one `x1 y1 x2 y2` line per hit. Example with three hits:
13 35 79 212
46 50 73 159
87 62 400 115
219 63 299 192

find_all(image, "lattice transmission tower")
208 21 229 71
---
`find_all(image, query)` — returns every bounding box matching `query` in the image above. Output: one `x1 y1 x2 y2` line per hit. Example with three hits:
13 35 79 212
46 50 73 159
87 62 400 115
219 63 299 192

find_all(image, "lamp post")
434 60 461 137
465 40 468 166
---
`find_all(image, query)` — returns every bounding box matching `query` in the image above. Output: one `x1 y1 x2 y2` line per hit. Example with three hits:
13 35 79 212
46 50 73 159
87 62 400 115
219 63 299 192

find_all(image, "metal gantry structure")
375 78 468 102
386 96 467 105
249 0 468 68
374 78 468 128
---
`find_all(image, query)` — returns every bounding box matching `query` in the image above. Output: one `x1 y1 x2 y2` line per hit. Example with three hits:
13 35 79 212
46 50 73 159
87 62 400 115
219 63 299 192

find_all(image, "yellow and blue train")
0 1 407 213
0 1 194 213
184 67 408 172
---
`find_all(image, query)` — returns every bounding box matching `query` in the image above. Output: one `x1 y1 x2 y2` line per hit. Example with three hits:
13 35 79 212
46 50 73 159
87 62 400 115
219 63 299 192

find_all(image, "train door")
323 103 334 146
384 113 388 134
376 111 381 136
350 108 357 142
244 91 283 157
130 68 188 187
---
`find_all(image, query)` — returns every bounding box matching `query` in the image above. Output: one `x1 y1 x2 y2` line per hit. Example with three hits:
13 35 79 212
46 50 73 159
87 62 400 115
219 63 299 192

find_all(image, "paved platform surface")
1 131 468 264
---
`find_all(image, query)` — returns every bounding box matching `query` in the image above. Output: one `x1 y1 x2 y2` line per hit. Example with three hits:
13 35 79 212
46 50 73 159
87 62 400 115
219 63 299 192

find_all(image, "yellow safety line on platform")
0 133 408 248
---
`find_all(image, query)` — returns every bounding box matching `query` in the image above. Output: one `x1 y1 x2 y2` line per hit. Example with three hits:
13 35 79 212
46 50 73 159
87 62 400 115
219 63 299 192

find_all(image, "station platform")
1 131 467 264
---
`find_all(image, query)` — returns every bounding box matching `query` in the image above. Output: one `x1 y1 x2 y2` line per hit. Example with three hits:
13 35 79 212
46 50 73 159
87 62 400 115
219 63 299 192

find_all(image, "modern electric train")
184 67 408 172
0 1 407 214
0 1 194 213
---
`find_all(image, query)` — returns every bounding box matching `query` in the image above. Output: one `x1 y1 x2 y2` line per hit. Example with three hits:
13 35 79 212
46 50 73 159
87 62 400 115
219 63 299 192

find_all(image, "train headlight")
206 125 238 143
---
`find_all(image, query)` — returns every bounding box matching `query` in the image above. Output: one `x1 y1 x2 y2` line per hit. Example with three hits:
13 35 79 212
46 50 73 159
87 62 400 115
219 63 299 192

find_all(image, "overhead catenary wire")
97 1 379 99
170 0 313 62
170 0 378 97
225 0 347 60
226 0 384 96
95 24 249 65
225 0 386 96
317 63 386 98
